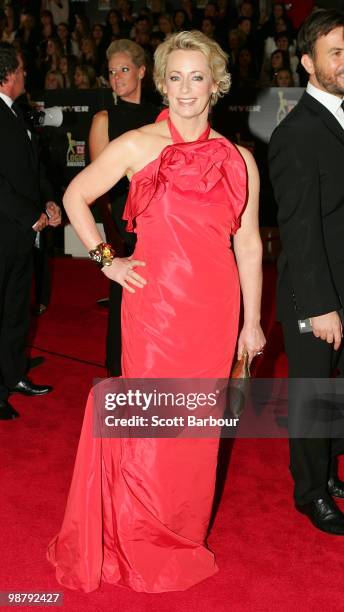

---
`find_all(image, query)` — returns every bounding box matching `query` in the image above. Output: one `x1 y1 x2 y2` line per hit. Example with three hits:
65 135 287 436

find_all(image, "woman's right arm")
88 111 124 252
63 130 147 293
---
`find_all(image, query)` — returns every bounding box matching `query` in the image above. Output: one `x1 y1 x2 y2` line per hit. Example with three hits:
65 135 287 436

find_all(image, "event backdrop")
32 87 304 226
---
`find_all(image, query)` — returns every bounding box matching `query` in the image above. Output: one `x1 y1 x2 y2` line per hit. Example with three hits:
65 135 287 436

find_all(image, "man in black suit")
0 44 61 420
269 9 344 534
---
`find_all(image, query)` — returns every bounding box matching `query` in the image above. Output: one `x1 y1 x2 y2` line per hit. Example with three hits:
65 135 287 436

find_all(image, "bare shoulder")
108 122 170 176
137 120 170 140
121 122 168 151
91 109 108 127
237 145 257 168
236 145 259 186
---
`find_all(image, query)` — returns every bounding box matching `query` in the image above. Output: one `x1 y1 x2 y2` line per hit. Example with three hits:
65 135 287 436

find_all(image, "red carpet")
1 259 344 612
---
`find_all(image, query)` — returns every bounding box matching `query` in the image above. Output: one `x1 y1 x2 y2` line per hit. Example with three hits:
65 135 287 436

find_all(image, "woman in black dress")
89 39 159 375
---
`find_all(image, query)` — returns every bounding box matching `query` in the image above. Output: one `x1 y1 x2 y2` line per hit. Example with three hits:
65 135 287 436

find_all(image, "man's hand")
32 213 49 232
46 201 62 227
311 311 343 350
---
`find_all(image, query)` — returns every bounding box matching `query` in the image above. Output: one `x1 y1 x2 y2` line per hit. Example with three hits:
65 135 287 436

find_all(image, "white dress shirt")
307 82 344 130
0 91 15 111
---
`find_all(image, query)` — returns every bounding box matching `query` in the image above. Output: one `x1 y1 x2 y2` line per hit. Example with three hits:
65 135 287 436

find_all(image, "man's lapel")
301 91 344 148
11 101 38 161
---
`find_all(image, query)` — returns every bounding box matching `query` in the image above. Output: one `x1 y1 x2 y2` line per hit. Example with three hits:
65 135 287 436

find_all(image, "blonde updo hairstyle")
106 39 146 67
153 30 231 106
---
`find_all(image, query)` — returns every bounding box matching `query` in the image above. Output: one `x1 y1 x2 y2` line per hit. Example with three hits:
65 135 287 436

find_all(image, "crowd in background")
0 0 330 95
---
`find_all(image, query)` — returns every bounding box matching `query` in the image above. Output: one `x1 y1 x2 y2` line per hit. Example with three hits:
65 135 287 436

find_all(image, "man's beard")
314 64 344 96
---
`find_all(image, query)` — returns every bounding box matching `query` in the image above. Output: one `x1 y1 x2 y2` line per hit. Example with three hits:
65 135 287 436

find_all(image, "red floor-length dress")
47 116 248 593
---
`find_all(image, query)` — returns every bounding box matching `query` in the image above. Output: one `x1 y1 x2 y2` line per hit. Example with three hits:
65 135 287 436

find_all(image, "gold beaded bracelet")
89 242 116 268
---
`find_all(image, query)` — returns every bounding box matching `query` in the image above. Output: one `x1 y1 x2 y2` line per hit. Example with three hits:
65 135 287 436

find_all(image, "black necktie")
341 100 344 112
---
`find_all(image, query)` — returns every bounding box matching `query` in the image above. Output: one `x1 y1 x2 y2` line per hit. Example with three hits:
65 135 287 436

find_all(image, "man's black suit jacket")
269 91 344 322
0 97 54 242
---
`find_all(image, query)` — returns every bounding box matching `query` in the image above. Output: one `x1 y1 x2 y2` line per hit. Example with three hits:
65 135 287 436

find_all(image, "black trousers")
105 230 135 376
0 228 34 401
281 305 344 505
106 280 123 376
33 234 51 307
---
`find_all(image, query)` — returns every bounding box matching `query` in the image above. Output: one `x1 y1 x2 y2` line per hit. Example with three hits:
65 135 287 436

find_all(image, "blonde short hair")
106 39 146 67
153 30 231 106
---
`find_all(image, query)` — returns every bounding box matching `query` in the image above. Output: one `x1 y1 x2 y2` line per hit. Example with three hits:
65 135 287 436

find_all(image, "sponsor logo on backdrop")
62 105 89 113
66 132 86 168
228 105 261 112
247 87 304 142
276 91 299 125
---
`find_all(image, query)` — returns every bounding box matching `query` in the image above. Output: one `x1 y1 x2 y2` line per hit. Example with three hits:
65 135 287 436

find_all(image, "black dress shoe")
328 456 344 498
297 496 344 535
96 297 109 308
328 478 344 499
27 356 45 371
11 377 52 396
0 399 19 420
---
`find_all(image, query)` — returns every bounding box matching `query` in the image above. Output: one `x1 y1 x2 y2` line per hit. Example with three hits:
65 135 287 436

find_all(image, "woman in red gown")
47 31 265 593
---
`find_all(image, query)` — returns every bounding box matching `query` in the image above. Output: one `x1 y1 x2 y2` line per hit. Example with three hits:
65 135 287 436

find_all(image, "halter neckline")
167 115 211 144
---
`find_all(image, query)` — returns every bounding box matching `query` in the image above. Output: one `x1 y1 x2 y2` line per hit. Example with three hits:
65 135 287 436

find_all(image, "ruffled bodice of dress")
123 116 247 236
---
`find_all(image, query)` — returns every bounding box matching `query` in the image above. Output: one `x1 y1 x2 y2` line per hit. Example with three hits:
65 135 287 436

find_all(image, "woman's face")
136 18 150 34
45 73 60 89
174 12 185 28
81 38 92 54
74 66 87 88
108 11 119 26
202 19 214 37
57 24 68 41
164 49 217 120
276 69 292 87
271 51 283 69
273 4 284 19
276 18 287 33
239 18 251 35
240 2 253 18
59 57 68 74
92 25 103 40
75 16 86 32
108 52 145 102
41 13 52 26
159 17 172 34
276 35 289 51
47 39 56 55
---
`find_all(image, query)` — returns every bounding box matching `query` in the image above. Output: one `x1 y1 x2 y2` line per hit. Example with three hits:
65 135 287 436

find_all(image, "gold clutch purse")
231 350 250 379
229 350 250 419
